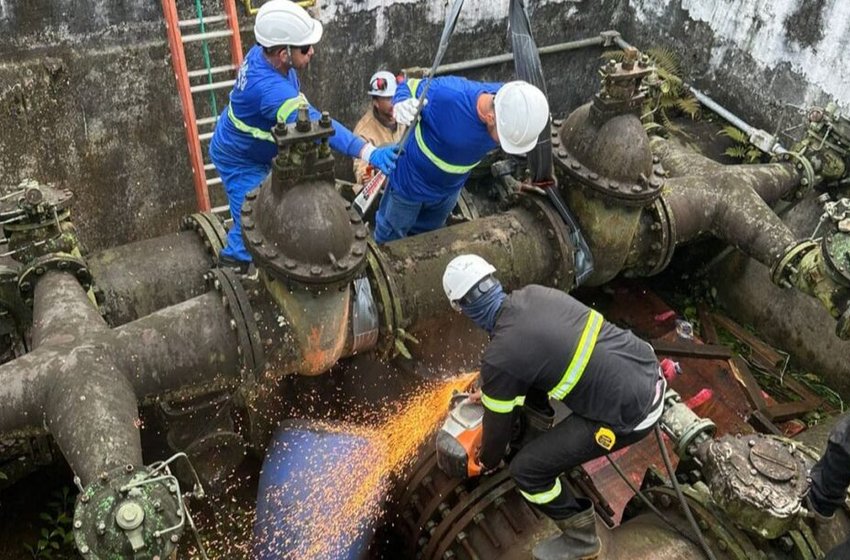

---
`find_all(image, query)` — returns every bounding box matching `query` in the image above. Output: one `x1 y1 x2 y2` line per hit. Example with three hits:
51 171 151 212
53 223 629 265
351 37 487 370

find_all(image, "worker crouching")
441 255 666 560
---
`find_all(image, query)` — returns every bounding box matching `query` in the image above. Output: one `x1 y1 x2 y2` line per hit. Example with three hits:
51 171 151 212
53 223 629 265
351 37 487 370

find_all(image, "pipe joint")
179 212 228 262
204 268 264 380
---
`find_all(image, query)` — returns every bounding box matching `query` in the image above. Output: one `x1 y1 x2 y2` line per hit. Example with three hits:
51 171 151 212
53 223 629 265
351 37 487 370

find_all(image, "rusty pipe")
652 138 800 267
377 202 573 329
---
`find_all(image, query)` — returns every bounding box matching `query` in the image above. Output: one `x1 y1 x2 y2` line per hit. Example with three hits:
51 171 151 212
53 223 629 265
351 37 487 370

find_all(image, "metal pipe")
431 34 610 75
379 206 570 328
653 138 800 267
32 270 107 348
88 230 213 326
113 291 242 399
44 345 142 485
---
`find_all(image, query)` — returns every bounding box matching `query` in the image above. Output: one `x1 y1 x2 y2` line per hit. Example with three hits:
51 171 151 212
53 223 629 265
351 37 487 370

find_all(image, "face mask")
459 279 506 334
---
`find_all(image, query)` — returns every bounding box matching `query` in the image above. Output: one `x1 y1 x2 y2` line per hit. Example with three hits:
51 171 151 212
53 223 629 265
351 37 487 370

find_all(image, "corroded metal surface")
88 230 212 326
700 434 808 539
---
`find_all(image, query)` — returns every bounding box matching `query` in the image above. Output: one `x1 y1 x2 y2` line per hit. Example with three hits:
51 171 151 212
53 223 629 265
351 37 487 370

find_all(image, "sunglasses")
292 44 312 55
450 276 497 312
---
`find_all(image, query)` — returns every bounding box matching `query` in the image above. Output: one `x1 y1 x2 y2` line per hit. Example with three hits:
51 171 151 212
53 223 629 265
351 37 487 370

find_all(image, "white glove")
393 98 426 127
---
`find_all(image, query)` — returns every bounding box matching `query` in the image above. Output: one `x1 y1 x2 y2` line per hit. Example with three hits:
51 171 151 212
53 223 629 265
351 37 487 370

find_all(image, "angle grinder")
436 392 484 479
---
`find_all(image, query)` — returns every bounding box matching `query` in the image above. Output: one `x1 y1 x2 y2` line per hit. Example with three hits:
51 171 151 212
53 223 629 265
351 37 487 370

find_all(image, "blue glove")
368 144 400 175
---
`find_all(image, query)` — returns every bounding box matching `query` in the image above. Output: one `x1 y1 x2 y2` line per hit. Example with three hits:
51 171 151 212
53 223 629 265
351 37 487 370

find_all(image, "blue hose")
252 419 376 560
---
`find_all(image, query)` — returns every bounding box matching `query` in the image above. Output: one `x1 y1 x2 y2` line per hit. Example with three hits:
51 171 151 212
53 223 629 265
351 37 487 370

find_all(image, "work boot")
532 499 601 560
806 494 844 553
217 254 251 275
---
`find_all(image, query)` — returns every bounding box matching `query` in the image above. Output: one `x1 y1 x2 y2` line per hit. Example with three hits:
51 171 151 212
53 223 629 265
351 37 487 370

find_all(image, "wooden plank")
748 409 783 435
728 356 768 411
697 304 719 344
764 400 821 422
650 339 733 359
711 313 784 368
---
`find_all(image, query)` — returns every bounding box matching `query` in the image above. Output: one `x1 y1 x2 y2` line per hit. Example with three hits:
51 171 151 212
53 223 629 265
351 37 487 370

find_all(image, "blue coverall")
210 45 367 264
374 76 501 244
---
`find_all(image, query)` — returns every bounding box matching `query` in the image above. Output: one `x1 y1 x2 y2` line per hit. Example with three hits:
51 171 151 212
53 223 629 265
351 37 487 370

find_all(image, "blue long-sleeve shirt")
391 76 501 202
211 45 365 166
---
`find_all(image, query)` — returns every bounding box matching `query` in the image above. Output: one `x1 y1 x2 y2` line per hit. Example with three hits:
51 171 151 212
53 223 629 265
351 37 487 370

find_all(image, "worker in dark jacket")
808 414 850 559
441 254 666 560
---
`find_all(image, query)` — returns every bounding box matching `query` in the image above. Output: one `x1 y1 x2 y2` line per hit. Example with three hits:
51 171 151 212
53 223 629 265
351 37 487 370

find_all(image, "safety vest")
480 309 603 414
227 93 309 143
407 78 481 174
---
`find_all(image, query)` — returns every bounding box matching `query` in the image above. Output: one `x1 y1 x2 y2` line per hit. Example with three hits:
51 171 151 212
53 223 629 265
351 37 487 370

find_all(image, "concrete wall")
615 0 850 134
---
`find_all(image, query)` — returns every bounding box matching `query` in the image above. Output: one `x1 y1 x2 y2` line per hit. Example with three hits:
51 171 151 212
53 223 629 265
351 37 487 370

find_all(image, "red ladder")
161 0 244 213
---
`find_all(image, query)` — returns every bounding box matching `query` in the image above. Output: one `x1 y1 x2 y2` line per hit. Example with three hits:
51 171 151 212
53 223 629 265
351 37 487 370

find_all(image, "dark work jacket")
479 285 659 469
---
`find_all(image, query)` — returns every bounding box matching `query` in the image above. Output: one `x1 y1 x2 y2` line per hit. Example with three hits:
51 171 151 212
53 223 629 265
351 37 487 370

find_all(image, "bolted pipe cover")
242 176 368 286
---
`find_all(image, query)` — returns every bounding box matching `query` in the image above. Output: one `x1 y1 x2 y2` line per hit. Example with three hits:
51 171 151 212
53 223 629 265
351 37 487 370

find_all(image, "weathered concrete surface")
0 3 195 251
617 0 850 134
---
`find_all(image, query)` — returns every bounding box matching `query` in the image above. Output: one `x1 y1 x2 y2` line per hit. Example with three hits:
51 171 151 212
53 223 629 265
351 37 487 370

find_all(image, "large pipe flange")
770 240 818 288
776 151 816 199
73 464 184 560
180 212 228 261
205 268 264 381
628 197 677 277
520 194 576 289
364 239 408 358
18 253 91 306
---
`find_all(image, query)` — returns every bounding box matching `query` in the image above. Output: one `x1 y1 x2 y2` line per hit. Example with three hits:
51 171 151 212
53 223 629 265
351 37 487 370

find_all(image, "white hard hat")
493 81 550 154
442 255 496 305
369 71 397 98
254 0 323 48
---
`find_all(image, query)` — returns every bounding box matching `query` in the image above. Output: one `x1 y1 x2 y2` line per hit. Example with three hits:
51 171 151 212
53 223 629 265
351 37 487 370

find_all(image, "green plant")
719 125 767 163
23 486 76 559
601 46 700 134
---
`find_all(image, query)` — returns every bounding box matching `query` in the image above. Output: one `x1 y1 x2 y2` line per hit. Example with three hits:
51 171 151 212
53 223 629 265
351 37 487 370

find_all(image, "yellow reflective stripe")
226 94 309 144
275 93 309 123
549 310 604 400
228 106 274 142
415 123 481 174
407 78 422 99
481 392 525 414
520 478 562 504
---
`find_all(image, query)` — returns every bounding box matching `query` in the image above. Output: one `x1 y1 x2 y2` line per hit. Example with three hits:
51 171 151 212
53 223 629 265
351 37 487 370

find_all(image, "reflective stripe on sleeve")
226 93 309 143
548 310 604 400
519 478 563 504
407 78 422 99
275 93 309 123
480 392 526 414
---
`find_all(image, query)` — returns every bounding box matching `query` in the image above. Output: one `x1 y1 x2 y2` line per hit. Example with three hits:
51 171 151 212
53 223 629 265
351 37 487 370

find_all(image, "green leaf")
724 146 748 159
49 542 59 550
719 125 748 144
39 513 52 523
40 529 49 539
647 46 681 75
677 97 701 118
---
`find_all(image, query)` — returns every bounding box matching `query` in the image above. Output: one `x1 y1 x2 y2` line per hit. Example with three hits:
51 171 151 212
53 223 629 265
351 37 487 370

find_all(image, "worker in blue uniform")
210 0 399 272
373 76 549 244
